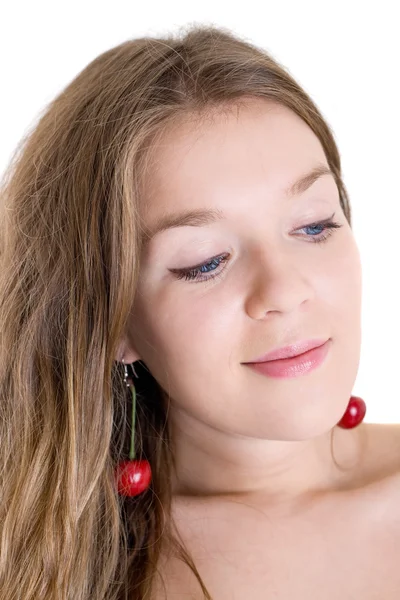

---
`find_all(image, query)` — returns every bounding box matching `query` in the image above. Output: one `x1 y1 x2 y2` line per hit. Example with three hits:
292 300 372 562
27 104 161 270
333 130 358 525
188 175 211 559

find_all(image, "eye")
171 254 229 283
170 214 343 283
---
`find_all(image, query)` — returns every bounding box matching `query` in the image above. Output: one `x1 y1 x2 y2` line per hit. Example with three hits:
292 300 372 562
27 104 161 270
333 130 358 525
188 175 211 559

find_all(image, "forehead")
139 99 327 226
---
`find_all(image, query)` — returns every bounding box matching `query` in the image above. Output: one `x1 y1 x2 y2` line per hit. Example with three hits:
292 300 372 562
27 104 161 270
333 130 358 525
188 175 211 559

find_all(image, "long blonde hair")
0 24 352 599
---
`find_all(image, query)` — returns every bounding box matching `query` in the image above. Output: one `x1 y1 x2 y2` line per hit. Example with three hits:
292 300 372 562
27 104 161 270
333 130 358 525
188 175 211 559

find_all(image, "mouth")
243 339 331 379
245 338 330 363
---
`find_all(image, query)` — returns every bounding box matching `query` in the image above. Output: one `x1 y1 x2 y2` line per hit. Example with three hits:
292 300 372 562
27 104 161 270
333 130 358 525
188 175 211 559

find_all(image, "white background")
1 0 398 423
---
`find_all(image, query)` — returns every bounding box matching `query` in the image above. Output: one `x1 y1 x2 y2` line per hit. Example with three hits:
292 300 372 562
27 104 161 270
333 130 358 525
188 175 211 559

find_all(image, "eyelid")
169 212 342 282
170 211 338 271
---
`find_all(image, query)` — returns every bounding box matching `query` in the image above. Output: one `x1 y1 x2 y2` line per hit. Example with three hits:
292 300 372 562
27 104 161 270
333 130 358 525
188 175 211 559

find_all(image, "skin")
116 97 364 513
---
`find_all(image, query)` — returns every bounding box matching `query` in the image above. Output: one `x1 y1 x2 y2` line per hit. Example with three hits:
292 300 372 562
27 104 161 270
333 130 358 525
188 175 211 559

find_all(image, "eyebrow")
142 163 334 246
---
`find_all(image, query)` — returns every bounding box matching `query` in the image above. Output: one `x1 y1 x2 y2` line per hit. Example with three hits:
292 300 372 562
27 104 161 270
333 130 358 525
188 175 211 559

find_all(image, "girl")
0 24 399 600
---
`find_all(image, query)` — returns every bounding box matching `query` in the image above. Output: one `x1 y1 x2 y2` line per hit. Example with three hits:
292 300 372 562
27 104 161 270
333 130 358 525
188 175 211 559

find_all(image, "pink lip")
246 338 329 362
244 339 331 379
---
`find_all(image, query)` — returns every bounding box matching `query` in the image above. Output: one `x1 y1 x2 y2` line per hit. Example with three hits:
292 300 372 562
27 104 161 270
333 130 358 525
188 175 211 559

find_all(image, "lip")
245 338 329 362
244 339 331 379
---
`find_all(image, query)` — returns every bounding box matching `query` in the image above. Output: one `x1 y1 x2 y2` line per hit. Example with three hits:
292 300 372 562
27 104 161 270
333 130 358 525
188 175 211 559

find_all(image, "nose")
244 250 314 320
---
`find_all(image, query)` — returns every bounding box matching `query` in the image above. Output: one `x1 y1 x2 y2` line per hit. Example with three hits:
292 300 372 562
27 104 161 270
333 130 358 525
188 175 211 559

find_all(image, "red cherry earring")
115 359 152 496
336 395 367 429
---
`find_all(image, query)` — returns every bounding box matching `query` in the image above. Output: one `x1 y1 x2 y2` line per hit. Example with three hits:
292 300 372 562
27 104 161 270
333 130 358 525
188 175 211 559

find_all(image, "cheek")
130 287 224 383
325 242 362 369
161 296 225 362
327 240 362 318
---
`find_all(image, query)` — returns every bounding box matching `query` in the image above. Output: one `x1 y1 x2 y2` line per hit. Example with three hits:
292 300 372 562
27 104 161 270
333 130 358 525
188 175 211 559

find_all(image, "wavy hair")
0 24 352 600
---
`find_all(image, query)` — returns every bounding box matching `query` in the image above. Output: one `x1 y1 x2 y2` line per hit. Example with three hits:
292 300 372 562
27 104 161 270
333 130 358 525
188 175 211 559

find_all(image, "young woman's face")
125 99 362 441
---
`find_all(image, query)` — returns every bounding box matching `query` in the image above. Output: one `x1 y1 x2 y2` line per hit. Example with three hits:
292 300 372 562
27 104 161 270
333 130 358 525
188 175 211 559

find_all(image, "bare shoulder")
148 555 202 600
148 424 400 600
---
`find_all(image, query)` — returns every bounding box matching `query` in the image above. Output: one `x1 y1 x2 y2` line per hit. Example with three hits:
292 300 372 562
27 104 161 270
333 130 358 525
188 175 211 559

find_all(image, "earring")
336 395 366 429
115 358 152 496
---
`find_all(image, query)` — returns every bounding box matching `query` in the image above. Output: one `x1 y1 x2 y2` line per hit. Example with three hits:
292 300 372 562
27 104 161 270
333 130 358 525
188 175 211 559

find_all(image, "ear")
115 339 142 364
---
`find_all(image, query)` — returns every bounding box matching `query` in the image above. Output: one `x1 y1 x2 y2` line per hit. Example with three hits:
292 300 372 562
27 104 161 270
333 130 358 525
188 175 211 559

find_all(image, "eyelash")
171 217 343 283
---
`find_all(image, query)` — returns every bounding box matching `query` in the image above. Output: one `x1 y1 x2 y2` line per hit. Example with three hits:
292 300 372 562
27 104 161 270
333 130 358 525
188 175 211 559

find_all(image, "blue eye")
170 216 343 283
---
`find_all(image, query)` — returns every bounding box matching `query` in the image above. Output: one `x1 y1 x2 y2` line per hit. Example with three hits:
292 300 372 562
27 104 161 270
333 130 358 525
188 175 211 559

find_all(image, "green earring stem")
115 367 152 496
129 378 136 460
